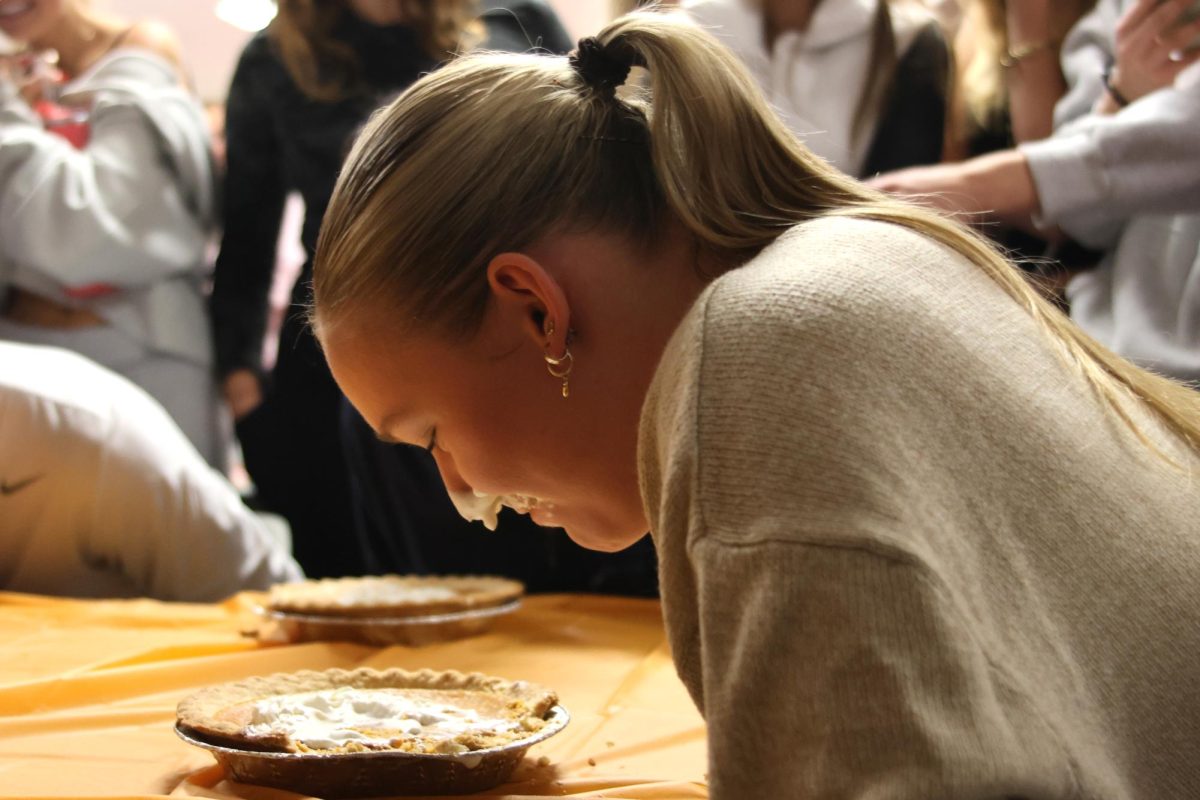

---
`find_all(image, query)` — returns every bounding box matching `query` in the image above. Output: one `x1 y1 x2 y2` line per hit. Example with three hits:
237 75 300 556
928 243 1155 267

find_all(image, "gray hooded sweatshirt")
0 47 216 368
1021 0 1200 384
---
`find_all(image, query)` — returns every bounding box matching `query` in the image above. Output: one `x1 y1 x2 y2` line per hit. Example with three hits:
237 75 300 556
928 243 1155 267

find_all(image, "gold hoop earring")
544 348 573 399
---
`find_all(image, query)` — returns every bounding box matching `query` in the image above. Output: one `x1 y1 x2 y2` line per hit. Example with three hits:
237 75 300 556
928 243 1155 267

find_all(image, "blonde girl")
313 10 1200 796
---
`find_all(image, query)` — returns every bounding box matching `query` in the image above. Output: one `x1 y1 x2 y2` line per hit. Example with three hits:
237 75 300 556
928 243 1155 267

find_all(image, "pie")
176 667 559 756
265 575 524 619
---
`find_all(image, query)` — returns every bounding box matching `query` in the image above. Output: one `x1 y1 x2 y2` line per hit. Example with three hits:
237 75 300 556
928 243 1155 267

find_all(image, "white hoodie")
0 341 302 601
0 48 216 367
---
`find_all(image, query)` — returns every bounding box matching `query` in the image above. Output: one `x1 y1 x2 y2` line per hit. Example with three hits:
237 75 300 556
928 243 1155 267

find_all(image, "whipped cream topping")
242 687 521 753
271 579 461 608
331 583 458 606
447 489 544 531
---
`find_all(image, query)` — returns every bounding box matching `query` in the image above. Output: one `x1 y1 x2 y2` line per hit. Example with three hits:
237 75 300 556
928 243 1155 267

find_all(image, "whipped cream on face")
448 489 544 531
242 687 521 752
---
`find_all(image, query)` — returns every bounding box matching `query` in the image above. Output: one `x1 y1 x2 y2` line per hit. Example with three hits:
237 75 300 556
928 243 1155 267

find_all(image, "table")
0 592 707 798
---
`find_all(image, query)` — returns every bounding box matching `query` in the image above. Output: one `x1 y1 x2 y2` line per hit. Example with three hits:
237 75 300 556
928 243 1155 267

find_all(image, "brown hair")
268 0 484 102
854 1 898 145
313 9 1200 454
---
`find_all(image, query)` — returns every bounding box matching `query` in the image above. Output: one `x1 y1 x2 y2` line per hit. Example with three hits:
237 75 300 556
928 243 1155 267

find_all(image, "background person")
0 341 302 602
210 0 576 578
870 0 1200 384
0 0 223 467
944 0 1100 296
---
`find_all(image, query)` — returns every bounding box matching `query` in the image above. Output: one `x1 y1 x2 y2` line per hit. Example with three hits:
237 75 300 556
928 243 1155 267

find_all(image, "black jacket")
211 0 572 377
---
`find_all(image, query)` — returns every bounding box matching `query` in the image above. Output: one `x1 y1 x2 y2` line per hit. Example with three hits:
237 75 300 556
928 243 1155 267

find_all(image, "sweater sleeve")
0 78 209 292
210 40 288 377
689 537 1076 798
638 217 1102 798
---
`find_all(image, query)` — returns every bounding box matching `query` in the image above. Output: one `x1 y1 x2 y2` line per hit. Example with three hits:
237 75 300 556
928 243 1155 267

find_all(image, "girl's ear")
485 252 571 351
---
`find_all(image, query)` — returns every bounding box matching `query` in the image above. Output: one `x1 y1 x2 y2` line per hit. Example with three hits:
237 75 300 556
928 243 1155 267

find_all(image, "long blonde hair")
314 9 1200 453
269 0 483 102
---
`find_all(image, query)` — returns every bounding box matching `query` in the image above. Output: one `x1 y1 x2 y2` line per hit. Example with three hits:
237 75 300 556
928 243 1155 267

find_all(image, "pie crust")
266 575 524 619
176 667 558 756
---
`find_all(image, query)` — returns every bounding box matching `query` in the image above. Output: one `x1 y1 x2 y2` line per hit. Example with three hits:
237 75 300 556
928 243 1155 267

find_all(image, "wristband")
1102 67 1130 108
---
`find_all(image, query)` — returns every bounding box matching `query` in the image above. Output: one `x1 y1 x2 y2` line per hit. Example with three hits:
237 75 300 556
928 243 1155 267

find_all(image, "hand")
223 369 264 421
1109 0 1200 103
869 150 1043 230
0 51 61 106
867 162 983 216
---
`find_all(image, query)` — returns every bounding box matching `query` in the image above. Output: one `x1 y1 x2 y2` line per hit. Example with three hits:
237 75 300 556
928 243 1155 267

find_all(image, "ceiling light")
215 0 277 33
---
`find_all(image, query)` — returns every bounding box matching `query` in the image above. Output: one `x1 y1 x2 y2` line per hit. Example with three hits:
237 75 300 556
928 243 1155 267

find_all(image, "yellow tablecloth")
0 592 707 799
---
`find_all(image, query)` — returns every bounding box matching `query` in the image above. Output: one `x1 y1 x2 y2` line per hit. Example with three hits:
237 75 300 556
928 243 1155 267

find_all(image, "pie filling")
301 584 461 609
235 687 544 754
264 575 524 618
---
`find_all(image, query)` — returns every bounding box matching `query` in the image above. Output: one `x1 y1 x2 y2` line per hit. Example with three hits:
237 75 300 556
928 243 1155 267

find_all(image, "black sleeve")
481 0 575 55
860 22 950 178
210 35 288 379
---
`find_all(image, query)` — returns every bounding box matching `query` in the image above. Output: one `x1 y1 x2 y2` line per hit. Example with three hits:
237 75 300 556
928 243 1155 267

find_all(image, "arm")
1094 0 1200 114
1003 1 1072 143
1020 68 1200 244
209 41 287 388
867 148 1042 230
88 368 303 602
871 41 1200 237
870 2 1116 224
0 77 209 292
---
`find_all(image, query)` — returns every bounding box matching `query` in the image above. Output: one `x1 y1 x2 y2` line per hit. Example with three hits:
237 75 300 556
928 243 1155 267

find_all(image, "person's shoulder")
886 1 940 38
225 28 289 95
119 20 186 69
225 27 281 79
480 0 572 54
698 215 977 378
0 344 143 442
887 2 948 58
680 0 748 27
235 28 280 68
710 215 954 316
77 22 190 89
480 0 555 15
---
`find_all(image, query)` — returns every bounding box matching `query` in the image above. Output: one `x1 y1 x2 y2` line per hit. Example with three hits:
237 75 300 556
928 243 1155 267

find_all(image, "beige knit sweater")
638 216 1200 799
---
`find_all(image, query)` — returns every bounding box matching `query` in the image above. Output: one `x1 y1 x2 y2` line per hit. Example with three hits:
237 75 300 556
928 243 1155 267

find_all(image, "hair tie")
569 37 632 94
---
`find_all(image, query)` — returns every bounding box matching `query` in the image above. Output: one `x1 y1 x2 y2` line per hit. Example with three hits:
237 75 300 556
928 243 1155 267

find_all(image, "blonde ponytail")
314 8 1200 455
